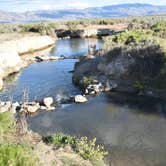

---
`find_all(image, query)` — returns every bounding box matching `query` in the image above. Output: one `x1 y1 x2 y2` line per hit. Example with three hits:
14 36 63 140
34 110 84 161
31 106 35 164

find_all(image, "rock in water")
105 81 111 91
74 95 88 103
43 97 54 108
26 106 38 113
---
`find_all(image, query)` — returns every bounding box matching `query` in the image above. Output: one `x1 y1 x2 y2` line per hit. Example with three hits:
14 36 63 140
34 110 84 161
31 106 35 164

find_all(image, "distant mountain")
1 3 166 23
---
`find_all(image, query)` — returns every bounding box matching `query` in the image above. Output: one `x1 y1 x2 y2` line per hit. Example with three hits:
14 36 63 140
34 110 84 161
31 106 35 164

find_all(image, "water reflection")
28 93 166 166
50 38 103 57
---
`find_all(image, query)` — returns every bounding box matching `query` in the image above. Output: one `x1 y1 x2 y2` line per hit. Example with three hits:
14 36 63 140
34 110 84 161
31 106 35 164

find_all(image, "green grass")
0 144 37 166
0 111 16 135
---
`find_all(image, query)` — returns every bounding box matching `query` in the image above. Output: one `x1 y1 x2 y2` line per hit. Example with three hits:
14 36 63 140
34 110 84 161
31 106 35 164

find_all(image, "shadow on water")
105 92 166 116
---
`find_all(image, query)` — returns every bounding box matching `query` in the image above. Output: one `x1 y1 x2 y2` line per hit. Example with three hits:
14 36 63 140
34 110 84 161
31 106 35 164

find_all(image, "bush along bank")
72 30 166 100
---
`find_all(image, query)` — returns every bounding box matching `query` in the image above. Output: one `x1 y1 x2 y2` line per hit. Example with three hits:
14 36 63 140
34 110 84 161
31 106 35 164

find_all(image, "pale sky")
0 0 166 12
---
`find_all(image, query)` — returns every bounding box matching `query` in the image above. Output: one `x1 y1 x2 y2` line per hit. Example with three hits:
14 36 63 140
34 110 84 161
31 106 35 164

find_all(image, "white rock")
46 107 55 111
74 95 88 103
0 102 11 113
12 102 20 107
43 97 54 108
90 91 96 95
40 106 47 110
25 104 39 113
10 102 20 114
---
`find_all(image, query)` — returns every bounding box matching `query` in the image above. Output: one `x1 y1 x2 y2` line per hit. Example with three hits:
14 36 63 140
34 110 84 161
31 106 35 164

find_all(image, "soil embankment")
0 33 55 90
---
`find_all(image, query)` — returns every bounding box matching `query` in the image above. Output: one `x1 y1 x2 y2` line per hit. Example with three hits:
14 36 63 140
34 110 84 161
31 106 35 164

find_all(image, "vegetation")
0 14 165 35
0 111 108 165
45 133 108 162
0 111 15 135
0 111 38 166
0 144 37 166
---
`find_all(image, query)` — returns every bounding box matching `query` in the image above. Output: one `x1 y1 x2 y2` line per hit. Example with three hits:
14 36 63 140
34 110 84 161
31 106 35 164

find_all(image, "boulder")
25 102 40 113
86 83 104 94
104 81 112 92
0 101 12 113
43 97 54 108
74 95 88 103
11 102 20 114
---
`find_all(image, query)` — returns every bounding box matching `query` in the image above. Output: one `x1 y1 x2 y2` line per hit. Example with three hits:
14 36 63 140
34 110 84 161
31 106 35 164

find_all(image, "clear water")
0 38 166 166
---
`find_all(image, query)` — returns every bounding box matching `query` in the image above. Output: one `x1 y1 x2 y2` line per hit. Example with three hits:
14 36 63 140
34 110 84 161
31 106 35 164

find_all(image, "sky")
0 0 166 12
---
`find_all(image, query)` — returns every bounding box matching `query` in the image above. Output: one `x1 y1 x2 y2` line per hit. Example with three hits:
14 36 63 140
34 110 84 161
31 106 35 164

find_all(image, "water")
0 38 166 166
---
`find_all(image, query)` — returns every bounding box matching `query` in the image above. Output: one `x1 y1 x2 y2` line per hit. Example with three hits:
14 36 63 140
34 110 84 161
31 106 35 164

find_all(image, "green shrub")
77 137 107 161
0 112 16 134
46 133 77 147
133 81 145 92
45 133 108 161
66 21 79 30
0 144 37 166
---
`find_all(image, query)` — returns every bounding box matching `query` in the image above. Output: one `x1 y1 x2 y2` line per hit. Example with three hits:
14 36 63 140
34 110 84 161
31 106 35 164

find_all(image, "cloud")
67 2 90 9
1 0 166 12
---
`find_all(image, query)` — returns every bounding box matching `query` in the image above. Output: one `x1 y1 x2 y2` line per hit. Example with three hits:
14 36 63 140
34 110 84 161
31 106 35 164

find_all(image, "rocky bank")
73 42 166 100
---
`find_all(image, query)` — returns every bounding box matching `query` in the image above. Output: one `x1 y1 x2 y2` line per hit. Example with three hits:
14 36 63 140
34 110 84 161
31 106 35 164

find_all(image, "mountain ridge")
0 3 166 23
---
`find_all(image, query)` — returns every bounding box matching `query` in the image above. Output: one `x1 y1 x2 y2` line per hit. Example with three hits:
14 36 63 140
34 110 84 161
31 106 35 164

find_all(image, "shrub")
0 112 16 134
133 81 145 92
45 133 108 161
0 144 37 166
46 133 77 147
66 21 79 30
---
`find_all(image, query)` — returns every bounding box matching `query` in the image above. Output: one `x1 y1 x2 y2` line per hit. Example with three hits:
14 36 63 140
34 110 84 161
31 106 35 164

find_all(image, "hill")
0 3 166 23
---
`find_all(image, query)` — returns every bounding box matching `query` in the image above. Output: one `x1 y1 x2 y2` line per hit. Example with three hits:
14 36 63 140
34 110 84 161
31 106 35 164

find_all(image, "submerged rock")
74 95 88 103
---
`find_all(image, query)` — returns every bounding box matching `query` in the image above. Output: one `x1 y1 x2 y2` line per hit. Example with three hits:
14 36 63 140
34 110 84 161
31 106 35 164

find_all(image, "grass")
0 144 37 166
0 111 16 135
0 112 38 166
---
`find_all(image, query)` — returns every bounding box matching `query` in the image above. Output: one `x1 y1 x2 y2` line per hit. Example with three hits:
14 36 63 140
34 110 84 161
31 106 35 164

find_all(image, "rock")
12 102 20 108
86 82 104 94
11 102 20 114
5 101 12 107
74 95 88 103
0 101 12 113
25 103 40 113
40 105 55 111
35 55 62 62
85 89 89 95
40 106 47 110
43 97 54 108
46 107 55 111
35 56 43 62
89 91 96 95
11 106 17 114
49 56 61 60
104 81 111 91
